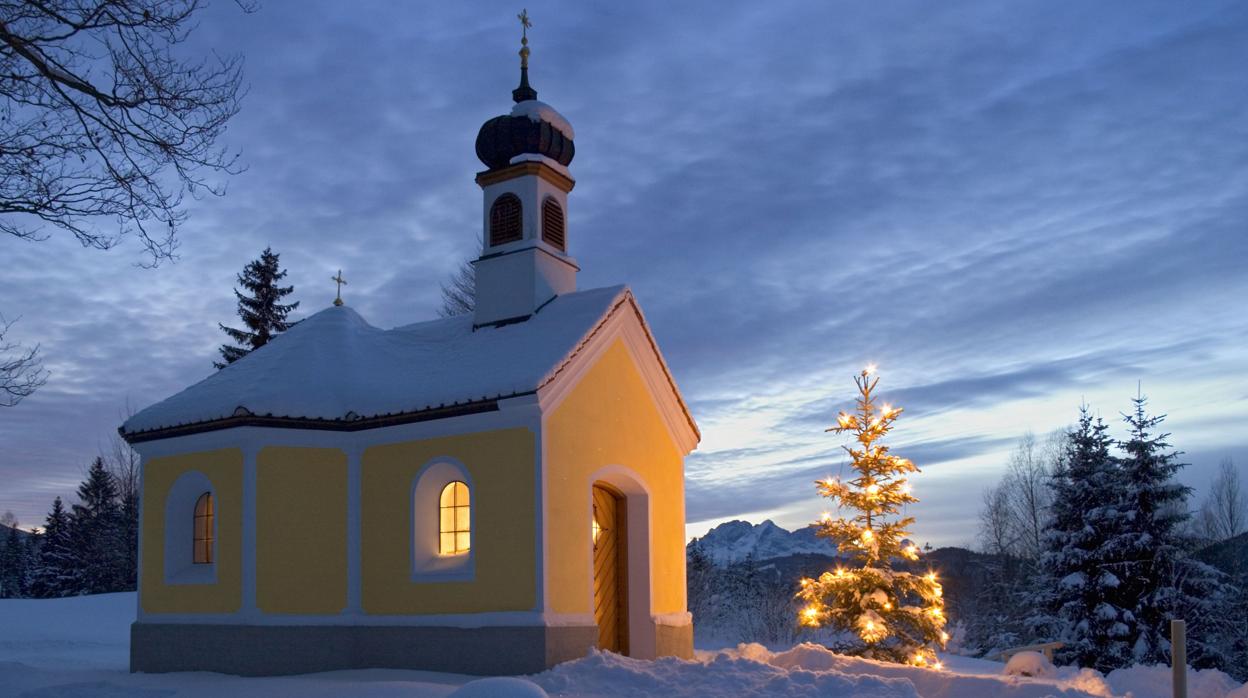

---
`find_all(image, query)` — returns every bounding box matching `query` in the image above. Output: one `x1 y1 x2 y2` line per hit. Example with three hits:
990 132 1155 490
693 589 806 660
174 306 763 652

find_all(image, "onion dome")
475 15 575 171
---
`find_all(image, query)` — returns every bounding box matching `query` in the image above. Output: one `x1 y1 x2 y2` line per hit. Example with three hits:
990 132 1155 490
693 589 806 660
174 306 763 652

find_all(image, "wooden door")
592 483 629 654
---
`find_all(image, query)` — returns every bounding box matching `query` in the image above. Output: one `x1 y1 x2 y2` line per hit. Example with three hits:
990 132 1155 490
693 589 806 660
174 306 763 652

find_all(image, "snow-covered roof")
122 285 638 440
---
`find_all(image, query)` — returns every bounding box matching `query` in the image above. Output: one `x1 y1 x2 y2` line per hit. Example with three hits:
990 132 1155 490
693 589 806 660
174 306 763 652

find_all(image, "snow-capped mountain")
688 519 837 565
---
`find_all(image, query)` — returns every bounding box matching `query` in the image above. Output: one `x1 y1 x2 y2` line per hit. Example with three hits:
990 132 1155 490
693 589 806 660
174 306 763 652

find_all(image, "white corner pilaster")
241 444 259 617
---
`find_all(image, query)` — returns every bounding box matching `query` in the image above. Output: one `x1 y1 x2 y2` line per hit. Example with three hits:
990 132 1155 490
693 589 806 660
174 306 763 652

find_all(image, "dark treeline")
0 444 139 599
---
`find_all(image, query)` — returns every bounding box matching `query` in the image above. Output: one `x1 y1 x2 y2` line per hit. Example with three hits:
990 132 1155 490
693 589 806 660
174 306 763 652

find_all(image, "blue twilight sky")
1 1 1246 546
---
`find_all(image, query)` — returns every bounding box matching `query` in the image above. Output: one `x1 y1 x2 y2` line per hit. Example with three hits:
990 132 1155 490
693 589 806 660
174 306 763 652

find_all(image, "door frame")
586 465 654 659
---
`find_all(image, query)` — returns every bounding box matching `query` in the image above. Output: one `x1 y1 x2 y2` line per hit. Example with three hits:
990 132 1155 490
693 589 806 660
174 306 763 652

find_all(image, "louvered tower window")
541 197 566 251
489 193 523 246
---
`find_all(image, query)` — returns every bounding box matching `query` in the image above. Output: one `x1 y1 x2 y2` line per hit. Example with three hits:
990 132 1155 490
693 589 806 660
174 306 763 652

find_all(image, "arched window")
439 481 470 555
489 193 523 246
193 492 214 565
541 197 566 251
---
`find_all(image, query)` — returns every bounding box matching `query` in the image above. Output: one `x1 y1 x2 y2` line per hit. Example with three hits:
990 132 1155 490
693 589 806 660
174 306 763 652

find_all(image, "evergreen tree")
21 529 40 597
1029 406 1134 671
70 458 124 594
216 247 299 368
31 497 79 597
1114 394 1235 667
686 543 717 631
798 368 947 666
0 521 28 597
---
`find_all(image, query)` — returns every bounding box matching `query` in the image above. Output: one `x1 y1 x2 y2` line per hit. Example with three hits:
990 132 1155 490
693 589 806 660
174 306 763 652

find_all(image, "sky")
1 0 1246 548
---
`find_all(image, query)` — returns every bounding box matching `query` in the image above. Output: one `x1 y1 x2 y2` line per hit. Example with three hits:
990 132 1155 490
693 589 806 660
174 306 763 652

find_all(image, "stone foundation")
654 620 694 660
131 622 598 676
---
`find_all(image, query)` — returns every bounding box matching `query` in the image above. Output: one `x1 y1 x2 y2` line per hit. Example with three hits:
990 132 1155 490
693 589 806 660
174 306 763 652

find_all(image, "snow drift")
1 593 1244 697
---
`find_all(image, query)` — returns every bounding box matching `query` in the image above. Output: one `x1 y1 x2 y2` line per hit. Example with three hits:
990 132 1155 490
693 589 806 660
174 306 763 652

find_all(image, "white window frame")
410 459 475 582
164 470 217 585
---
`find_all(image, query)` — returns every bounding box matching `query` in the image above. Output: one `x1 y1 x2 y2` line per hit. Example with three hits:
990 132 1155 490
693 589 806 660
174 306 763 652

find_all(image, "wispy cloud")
1 0 1246 540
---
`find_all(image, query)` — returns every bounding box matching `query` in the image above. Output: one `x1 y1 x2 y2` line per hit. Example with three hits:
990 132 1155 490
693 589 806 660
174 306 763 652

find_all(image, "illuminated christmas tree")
797 366 948 666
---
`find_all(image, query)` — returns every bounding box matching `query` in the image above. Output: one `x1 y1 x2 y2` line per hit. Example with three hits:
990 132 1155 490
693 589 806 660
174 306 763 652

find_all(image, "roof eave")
118 394 528 444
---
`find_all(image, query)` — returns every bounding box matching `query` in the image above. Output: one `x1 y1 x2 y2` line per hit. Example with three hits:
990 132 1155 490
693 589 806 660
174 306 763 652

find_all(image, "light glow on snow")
2 593 1244 698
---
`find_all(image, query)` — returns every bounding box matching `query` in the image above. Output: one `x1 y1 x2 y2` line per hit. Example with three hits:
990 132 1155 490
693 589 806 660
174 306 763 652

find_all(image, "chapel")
119 21 699 676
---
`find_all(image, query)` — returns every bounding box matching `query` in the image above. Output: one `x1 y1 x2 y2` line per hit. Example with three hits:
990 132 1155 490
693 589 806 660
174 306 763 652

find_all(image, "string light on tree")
797 366 948 666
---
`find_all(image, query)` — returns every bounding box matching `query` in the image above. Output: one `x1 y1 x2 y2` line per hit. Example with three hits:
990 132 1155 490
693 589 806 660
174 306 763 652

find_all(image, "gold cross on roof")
518 9 532 42
332 269 347 306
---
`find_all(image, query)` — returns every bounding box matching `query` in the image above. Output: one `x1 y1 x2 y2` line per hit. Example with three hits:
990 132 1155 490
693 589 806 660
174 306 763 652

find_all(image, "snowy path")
1 593 1244 697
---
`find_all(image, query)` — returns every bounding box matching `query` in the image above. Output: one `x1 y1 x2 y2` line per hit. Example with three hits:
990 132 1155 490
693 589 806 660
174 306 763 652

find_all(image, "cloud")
2 0 1247 539
685 434 1016 524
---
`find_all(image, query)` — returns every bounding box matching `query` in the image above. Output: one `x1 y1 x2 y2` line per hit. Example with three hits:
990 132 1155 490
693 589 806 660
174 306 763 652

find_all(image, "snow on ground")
1 593 1243 697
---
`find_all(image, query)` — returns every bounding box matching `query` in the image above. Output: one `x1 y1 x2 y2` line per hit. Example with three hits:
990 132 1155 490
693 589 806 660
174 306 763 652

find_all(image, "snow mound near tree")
1004 651 1055 678
533 648 919 697
450 676 548 697
0 592 132 670
721 643 1111 698
1105 663 1243 698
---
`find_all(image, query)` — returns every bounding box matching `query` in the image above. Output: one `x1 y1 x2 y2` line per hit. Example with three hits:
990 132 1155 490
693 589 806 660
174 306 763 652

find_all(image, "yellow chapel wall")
140 448 243 614
545 339 687 617
360 428 538 614
256 446 348 614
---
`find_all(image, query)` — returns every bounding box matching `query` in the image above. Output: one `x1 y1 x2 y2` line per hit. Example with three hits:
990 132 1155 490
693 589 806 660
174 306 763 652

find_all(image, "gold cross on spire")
331 269 348 306
518 9 532 41
517 9 532 68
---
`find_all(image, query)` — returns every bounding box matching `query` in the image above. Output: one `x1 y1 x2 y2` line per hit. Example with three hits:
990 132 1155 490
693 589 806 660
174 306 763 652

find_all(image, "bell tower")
471 11 579 328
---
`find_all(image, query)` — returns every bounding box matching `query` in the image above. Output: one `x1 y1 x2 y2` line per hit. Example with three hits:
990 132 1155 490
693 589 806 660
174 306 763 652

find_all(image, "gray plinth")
131 622 598 676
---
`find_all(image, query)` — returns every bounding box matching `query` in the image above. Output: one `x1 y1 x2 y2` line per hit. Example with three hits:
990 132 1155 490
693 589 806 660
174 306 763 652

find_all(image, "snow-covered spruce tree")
798 368 947 666
1115 395 1239 669
216 247 299 369
31 497 80 598
685 543 719 635
1028 407 1134 671
0 522 29 597
70 458 125 594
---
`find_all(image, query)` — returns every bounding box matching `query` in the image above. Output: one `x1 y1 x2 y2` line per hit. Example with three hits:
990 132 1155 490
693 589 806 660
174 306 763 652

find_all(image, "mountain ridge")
688 519 838 565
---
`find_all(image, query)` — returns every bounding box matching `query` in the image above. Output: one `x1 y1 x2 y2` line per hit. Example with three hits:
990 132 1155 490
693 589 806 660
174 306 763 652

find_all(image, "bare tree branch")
438 259 475 317
977 430 1066 560
0 313 47 405
0 0 248 265
1197 457 1246 543
978 482 1015 556
102 400 139 503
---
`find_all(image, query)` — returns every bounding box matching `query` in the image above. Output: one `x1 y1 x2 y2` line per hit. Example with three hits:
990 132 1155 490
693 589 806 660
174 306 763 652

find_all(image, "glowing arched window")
193 492 214 565
439 481 470 555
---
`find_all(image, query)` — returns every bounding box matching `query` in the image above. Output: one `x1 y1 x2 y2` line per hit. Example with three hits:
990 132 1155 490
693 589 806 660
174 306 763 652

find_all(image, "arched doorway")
592 482 629 654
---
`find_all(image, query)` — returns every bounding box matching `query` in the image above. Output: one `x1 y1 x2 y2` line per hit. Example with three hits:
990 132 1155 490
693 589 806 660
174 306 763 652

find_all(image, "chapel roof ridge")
120 284 635 440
